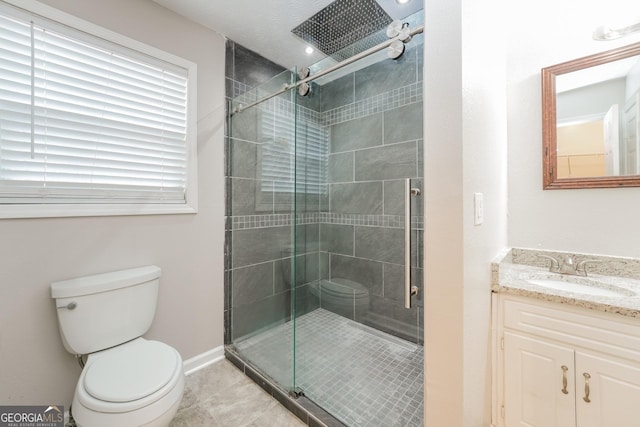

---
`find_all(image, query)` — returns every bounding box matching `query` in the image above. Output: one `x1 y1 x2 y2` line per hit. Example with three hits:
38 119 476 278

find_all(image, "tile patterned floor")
235 309 424 427
170 359 305 427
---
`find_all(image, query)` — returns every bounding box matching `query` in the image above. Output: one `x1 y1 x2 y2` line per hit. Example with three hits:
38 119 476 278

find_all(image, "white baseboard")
183 345 225 376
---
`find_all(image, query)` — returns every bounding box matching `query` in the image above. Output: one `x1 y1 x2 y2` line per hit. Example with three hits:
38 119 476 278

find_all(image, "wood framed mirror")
542 42 640 189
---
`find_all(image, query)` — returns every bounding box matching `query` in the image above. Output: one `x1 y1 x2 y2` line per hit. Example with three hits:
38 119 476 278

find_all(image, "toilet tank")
51 266 161 355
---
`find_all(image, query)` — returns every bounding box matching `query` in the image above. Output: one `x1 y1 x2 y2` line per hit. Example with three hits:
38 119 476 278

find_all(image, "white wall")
0 0 226 407
507 0 640 257
424 0 508 425
461 0 508 423
424 0 464 423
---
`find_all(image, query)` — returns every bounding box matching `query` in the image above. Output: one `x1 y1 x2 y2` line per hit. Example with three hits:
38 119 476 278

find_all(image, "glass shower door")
227 69 301 392
227 10 425 426
292 36 425 426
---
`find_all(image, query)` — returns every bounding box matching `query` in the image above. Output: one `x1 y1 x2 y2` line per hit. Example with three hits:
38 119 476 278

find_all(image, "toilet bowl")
51 266 184 427
277 246 370 315
310 278 370 313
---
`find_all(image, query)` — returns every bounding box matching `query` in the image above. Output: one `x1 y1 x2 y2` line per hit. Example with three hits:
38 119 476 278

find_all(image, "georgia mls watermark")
0 406 64 427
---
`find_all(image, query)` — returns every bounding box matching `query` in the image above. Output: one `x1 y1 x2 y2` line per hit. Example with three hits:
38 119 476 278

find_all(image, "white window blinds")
0 6 189 205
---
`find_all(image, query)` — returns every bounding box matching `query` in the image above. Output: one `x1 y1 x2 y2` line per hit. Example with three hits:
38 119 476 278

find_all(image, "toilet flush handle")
58 302 77 310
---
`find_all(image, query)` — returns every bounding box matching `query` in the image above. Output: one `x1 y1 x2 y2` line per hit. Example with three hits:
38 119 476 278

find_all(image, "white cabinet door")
504 331 576 427
575 351 640 427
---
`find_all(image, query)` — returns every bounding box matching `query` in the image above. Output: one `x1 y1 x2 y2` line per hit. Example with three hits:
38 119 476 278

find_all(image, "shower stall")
225 7 424 426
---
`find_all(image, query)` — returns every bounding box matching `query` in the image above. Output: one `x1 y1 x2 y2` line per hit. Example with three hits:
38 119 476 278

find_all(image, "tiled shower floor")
234 308 424 427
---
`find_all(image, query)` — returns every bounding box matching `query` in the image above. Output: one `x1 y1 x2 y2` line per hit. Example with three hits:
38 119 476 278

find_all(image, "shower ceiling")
151 0 423 68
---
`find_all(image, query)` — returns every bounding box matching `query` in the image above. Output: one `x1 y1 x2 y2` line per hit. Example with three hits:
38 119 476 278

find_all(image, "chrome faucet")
537 254 600 277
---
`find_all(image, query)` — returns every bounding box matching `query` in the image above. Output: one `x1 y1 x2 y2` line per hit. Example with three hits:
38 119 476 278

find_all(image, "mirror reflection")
556 56 640 178
542 42 640 189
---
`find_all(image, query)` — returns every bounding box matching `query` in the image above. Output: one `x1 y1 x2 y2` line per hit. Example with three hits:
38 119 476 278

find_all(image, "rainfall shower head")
292 0 393 61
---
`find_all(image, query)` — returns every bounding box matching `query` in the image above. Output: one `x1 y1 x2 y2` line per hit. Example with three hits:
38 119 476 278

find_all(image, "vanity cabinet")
574 351 640 426
503 332 575 426
495 295 640 427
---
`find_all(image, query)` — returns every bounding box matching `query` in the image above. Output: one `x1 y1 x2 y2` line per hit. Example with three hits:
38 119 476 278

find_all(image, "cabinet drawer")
503 298 640 361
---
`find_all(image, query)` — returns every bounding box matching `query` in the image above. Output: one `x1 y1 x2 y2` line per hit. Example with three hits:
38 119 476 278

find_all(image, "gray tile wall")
226 40 424 344
225 41 310 343
319 45 424 343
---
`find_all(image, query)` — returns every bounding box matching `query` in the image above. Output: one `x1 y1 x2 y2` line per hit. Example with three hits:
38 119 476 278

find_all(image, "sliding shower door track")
224 346 347 427
231 24 424 115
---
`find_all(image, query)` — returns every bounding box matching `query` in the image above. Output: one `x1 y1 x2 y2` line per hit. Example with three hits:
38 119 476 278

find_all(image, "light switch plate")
474 192 484 226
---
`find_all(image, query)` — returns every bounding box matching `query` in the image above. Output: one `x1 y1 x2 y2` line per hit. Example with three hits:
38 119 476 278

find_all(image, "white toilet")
310 278 371 314
51 266 184 427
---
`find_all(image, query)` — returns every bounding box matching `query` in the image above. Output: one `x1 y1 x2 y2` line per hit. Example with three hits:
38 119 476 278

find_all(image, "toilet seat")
76 338 183 413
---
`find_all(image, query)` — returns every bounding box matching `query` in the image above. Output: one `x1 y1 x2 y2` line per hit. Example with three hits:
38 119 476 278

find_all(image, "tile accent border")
232 80 423 128
232 87 324 126
231 213 423 230
233 80 252 98
323 81 423 126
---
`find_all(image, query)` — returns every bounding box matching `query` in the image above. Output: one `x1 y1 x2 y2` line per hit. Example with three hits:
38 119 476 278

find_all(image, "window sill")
0 203 197 220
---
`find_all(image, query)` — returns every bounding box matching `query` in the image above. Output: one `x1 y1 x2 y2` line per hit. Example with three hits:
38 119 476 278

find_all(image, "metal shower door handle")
405 179 421 309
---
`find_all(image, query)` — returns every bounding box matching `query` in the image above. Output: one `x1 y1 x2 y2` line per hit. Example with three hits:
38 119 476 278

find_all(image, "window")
0 1 197 218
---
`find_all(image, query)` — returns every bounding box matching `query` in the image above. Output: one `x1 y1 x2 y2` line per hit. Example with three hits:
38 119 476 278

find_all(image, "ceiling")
151 0 423 69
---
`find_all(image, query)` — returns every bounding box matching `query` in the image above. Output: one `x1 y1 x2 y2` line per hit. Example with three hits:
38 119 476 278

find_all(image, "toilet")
278 247 370 316
51 266 184 427
310 278 370 314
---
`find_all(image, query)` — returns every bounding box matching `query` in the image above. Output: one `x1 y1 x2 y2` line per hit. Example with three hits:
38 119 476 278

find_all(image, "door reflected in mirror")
542 42 640 189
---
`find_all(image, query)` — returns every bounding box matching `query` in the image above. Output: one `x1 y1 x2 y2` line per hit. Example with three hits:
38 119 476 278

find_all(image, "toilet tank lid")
51 266 161 299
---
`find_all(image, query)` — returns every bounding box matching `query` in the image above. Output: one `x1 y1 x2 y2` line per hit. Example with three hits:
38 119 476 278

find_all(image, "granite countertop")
492 248 640 318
